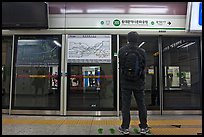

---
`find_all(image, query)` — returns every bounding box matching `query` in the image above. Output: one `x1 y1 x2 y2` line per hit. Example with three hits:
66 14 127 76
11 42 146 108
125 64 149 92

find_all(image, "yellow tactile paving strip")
2 119 202 126
150 128 202 135
2 118 202 135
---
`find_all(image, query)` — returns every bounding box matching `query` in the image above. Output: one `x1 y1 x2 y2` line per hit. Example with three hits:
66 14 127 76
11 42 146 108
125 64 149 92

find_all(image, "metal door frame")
2 30 202 116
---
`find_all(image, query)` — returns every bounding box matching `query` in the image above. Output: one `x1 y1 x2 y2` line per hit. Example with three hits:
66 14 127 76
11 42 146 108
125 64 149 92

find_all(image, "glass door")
119 35 160 111
65 35 117 113
11 35 62 111
2 36 13 110
162 36 202 110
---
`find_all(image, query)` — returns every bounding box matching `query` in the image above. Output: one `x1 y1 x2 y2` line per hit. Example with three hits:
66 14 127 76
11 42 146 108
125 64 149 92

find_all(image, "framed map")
67 35 111 63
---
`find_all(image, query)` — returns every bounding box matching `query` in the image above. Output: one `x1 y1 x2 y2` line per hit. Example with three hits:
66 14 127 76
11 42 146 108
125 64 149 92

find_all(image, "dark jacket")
119 42 146 90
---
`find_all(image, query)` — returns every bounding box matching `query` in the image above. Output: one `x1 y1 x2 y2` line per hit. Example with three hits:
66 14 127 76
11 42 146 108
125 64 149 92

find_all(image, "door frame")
2 30 202 116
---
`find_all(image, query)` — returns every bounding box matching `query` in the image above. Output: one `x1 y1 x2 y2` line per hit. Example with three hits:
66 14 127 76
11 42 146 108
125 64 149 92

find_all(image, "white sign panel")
189 2 202 32
67 35 111 63
49 14 186 31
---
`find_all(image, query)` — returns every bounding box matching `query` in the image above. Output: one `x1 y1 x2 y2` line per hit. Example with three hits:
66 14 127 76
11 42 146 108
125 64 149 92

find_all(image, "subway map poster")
67 35 111 63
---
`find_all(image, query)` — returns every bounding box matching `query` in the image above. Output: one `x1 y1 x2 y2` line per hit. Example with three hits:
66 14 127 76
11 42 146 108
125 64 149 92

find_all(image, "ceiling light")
86 9 125 13
129 8 168 14
60 9 83 13
182 42 195 48
139 42 145 47
129 5 167 8
53 40 62 47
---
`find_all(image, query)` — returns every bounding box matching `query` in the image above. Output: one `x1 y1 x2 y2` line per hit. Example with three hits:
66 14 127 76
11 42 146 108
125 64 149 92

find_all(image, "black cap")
127 31 139 43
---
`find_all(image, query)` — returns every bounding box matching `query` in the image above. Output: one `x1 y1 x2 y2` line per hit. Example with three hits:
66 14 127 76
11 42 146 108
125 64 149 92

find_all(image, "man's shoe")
118 126 129 135
140 127 150 134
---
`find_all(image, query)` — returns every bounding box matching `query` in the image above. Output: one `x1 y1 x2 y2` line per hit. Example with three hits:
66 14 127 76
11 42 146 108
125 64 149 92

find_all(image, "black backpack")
121 46 144 81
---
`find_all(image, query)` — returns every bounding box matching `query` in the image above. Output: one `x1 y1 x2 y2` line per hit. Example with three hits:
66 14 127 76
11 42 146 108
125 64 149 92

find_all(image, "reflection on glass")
14 66 60 109
2 36 13 109
67 34 116 111
149 66 159 106
82 66 100 89
13 35 61 110
162 36 201 109
67 65 114 110
16 39 60 65
51 66 58 89
165 66 180 88
31 68 47 96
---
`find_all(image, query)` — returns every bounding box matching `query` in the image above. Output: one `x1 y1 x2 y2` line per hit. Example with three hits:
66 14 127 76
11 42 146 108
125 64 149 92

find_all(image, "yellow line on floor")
2 119 202 126
32 119 64 125
61 120 78 125
77 120 92 125
2 119 36 124
146 120 202 126
176 120 202 125
150 128 202 135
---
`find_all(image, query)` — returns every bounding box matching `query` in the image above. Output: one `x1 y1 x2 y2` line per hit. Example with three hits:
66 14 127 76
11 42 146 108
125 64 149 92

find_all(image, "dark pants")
121 88 148 129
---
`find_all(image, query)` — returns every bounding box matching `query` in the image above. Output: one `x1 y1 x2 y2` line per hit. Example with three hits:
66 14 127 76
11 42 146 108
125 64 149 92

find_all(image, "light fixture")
53 40 62 47
139 42 145 47
18 40 39 45
129 8 168 14
60 9 83 14
129 5 167 8
181 42 195 48
86 8 125 13
177 42 188 48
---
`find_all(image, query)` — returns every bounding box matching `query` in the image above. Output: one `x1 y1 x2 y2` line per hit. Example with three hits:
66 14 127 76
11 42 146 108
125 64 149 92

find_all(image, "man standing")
118 31 149 135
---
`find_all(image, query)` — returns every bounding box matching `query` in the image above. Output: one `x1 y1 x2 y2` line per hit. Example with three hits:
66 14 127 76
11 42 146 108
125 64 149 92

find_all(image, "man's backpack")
121 46 144 81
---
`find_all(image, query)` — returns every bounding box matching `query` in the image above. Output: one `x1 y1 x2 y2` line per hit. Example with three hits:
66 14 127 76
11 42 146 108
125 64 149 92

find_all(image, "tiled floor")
2 114 202 135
